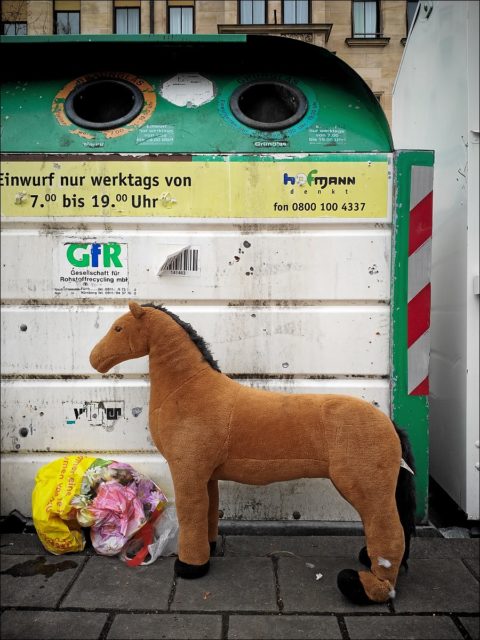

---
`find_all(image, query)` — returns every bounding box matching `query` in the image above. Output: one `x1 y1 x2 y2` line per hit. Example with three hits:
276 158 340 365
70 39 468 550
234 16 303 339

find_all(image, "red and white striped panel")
407 165 434 395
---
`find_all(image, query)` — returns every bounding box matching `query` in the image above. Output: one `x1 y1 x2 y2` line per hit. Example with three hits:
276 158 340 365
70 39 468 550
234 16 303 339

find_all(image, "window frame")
238 0 267 25
167 5 195 34
282 0 310 25
54 10 80 35
114 6 141 35
351 0 381 38
2 21 27 35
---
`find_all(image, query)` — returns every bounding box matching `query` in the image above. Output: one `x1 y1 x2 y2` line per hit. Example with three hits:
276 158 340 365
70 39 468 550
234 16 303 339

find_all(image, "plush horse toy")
90 301 416 605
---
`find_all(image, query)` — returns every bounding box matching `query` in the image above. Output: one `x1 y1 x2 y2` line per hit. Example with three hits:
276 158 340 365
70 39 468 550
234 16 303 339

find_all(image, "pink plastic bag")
70 458 168 556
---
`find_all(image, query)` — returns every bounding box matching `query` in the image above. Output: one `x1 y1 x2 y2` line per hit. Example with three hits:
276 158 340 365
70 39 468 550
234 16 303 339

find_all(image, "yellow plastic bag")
32 455 96 554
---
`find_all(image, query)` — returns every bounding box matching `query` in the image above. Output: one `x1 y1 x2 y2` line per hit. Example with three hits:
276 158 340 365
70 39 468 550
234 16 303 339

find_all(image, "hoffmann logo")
66 242 123 268
283 170 356 189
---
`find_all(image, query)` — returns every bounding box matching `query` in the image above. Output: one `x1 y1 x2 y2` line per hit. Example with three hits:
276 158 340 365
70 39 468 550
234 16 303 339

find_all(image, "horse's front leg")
171 468 211 579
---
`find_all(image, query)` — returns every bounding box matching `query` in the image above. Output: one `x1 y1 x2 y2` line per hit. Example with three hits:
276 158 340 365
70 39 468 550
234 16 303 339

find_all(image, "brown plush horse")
90 301 416 604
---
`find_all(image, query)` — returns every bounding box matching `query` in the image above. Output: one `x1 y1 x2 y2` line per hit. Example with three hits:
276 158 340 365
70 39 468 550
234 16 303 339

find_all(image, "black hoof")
358 546 371 568
174 558 210 579
209 541 217 555
337 569 375 605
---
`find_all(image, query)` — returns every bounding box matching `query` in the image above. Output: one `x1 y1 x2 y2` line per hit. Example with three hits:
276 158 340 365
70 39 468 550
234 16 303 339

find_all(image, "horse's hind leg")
207 478 219 554
331 468 405 604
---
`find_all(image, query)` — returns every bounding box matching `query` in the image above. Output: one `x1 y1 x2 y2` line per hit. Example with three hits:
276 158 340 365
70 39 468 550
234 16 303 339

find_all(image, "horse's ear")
129 301 146 319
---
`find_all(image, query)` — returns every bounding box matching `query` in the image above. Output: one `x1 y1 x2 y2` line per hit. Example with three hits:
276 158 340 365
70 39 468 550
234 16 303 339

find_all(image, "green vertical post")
391 150 435 523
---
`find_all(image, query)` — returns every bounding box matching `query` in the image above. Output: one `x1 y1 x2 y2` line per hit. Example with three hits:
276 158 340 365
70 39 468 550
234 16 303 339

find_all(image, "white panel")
0 453 360 521
1 305 390 376
0 229 391 302
220 479 360 521
0 453 174 518
1 378 390 453
393 0 479 518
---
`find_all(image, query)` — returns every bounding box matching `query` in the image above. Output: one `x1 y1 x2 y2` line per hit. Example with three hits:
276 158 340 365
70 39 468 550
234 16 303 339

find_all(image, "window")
115 7 140 34
283 0 309 24
168 6 194 34
239 0 266 25
352 1 380 38
55 11 80 34
406 0 418 35
2 22 27 35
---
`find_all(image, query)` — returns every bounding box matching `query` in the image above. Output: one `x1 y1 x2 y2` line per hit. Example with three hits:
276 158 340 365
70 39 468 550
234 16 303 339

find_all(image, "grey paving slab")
172 558 277 612
394 559 479 612
0 554 84 608
0 533 52 556
61 555 175 611
278 556 389 613
459 616 479 640
107 613 222 639
224 535 364 559
228 614 342 639
0 610 107 640
345 615 463 639
409 538 479 559
463 557 480 580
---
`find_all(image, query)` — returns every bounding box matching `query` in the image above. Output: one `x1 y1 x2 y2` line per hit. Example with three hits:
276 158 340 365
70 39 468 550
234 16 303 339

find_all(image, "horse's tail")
394 424 416 567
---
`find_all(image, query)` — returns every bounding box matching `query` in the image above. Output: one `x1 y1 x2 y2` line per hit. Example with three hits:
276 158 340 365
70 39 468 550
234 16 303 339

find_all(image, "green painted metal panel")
391 150 435 523
0 35 392 154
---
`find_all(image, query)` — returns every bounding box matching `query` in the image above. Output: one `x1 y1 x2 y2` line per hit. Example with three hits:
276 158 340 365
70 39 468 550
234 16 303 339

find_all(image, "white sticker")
55 239 133 298
161 73 215 108
158 245 200 277
308 125 347 145
136 124 175 146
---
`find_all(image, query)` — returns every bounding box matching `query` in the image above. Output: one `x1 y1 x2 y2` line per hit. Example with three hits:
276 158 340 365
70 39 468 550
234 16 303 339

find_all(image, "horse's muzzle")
89 344 109 373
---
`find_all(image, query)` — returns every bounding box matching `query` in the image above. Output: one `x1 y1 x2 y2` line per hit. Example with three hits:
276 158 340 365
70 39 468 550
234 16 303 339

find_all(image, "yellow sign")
0 159 389 218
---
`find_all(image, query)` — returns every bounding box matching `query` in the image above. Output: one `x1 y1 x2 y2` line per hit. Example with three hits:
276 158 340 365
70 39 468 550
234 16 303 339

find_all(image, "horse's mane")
142 304 221 372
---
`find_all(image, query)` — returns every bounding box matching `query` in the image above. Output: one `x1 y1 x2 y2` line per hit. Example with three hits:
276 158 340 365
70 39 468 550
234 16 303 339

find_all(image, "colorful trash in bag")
32 455 168 556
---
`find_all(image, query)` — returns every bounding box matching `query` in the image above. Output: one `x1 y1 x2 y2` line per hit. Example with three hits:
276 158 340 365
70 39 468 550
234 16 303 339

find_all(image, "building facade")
1 0 417 124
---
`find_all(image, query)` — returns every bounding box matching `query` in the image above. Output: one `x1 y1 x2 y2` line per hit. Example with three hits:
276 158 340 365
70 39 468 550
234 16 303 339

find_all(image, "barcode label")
161 248 199 276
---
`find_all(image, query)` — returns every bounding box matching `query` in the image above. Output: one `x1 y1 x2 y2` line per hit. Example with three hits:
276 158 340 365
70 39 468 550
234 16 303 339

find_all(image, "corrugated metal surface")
1 208 392 518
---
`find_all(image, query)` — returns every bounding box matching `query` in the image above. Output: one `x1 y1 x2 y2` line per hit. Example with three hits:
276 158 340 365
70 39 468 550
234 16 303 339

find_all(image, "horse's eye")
114 326 122 333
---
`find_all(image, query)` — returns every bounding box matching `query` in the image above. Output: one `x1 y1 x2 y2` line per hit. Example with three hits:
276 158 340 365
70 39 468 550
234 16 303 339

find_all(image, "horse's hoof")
358 546 371 568
337 569 376 605
209 541 217 555
174 558 210 579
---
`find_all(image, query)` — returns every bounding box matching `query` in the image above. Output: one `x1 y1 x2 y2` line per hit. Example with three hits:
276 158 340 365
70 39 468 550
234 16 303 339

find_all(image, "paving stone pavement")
0 532 478 640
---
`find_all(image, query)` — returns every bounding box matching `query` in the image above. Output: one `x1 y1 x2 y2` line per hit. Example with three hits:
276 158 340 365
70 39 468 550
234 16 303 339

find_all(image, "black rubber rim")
230 80 308 131
65 78 144 131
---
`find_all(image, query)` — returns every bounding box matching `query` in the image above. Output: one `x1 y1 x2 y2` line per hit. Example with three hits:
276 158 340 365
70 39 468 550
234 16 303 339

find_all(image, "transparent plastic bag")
120 504 178 566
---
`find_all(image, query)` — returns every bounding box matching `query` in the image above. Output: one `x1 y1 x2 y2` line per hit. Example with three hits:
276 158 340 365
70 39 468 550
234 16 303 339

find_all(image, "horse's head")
89 301 150 373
